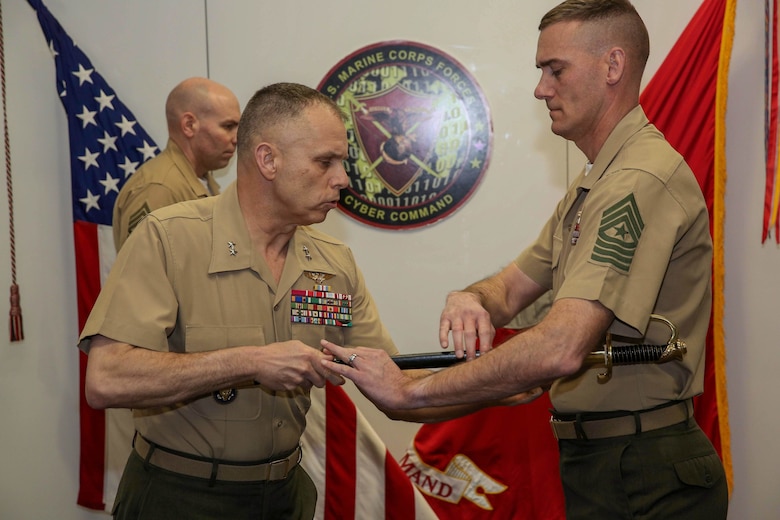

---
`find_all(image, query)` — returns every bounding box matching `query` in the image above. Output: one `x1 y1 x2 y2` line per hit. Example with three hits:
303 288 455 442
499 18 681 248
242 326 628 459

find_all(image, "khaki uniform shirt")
112 139 220 251
80 182 398 461
515 106 712 414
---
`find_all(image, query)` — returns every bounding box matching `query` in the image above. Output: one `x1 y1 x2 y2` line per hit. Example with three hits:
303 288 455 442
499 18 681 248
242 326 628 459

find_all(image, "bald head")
165 77 237 134
163 77 241 176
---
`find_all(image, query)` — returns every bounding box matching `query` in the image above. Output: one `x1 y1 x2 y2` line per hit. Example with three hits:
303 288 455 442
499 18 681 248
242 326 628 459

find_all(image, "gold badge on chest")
304 271 333 284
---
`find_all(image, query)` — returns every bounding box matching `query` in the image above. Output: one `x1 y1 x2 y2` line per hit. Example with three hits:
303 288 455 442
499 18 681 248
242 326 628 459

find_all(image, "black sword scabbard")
333 315 687 378
332 351 480 370
333 341 685 371
391 351 479 369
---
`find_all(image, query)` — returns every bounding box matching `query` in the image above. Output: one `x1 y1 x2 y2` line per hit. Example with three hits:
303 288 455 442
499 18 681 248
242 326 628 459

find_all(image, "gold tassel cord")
0 0 23 341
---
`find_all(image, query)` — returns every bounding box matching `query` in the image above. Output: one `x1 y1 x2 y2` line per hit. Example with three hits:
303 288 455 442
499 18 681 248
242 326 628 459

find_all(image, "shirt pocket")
185 325 265 421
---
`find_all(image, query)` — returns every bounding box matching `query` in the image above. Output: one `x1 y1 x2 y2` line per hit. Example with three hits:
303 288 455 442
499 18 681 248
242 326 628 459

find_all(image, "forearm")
410 340 549 408
84 335 258 409
372 368 501 422
413 299 613 408
385 391 543 423
460 279 514 327
461 263 547 328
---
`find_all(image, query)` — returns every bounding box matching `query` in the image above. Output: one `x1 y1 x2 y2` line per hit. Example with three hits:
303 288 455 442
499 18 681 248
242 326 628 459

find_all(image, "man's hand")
254 340 345 391
320 340 416 411
439 291 495 360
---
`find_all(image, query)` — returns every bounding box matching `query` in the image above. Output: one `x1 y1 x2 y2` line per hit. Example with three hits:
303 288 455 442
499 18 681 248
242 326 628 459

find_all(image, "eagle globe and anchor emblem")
318 41 493 229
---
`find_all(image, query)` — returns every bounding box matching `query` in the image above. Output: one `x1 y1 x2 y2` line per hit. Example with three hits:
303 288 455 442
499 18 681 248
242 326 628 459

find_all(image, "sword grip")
592 314 687 384
610 344 673 364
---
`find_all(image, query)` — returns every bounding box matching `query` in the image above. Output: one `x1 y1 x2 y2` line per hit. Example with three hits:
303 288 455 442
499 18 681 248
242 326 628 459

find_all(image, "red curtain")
639 0 734 490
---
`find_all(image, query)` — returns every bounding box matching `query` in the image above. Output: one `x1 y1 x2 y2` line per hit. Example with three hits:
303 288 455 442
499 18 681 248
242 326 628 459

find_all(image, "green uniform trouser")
559 418 728 519
112 450 317 520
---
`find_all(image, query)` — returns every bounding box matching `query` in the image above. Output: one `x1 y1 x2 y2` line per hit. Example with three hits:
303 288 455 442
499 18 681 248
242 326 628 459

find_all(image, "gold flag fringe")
714 0 737 493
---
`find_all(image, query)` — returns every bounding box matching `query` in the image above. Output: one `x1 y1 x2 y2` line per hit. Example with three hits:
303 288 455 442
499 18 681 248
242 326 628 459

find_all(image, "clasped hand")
321 340 415 411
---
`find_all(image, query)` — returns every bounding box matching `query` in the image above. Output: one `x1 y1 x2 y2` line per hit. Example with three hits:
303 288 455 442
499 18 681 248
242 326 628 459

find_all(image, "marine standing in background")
112 76 240 250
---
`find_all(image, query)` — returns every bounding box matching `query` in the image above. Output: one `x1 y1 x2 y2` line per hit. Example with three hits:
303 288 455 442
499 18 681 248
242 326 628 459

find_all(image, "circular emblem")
213 388 237 404
318 41 493 229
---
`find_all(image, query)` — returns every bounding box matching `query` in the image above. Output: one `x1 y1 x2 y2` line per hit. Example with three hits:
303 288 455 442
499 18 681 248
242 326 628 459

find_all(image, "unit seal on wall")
318 40 492 230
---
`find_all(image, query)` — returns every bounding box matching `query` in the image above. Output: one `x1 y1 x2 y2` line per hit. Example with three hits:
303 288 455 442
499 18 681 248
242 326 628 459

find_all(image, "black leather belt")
134 434 301 482
550 400 692 440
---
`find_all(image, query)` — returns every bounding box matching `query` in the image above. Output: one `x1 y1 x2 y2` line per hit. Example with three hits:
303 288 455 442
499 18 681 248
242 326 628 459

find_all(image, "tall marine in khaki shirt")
323 2 728 518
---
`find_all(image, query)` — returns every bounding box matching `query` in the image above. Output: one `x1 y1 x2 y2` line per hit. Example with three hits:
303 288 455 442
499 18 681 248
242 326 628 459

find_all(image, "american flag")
26 0 158 509
27 1 437 516
302 384 439 519
27 0 159 227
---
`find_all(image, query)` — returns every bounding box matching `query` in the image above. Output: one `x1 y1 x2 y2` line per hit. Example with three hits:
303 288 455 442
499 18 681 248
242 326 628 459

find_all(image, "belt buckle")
267 457 286 480
267 447 301 480
550 417 561 440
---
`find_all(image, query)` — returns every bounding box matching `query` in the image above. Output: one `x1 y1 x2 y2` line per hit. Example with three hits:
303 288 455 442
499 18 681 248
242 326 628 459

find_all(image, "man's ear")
255 143 277 180
606 48 626 85
181 112 198 137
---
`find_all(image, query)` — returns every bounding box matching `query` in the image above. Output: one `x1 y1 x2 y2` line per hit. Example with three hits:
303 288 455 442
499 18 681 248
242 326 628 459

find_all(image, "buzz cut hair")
539 0 650 73
237 82 344 156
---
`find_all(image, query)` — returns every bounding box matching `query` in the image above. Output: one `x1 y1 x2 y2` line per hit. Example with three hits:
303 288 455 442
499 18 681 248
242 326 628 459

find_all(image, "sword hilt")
587 314 687 384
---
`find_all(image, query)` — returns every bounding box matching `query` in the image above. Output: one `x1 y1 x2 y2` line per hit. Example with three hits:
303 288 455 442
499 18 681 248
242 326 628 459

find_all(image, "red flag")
639 0 735 489
763 0 780 242
405 0 736 515
402 329 565 520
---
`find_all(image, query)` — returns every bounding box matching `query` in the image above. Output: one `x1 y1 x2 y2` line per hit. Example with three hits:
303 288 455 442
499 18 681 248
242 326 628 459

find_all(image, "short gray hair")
237 82 343 156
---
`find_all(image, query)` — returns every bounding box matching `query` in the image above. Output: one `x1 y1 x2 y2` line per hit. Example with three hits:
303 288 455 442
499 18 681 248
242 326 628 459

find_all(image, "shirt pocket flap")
185 325 265 352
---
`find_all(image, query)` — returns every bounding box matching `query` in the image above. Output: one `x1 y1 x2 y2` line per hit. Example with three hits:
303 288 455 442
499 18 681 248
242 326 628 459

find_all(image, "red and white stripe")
302 384 438 520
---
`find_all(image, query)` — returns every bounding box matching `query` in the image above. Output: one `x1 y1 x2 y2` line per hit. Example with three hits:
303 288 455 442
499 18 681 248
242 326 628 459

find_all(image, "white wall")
0 0 772 518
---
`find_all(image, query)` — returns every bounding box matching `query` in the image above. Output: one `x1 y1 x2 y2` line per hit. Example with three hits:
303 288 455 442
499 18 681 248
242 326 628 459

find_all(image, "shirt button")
276 420 284 428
